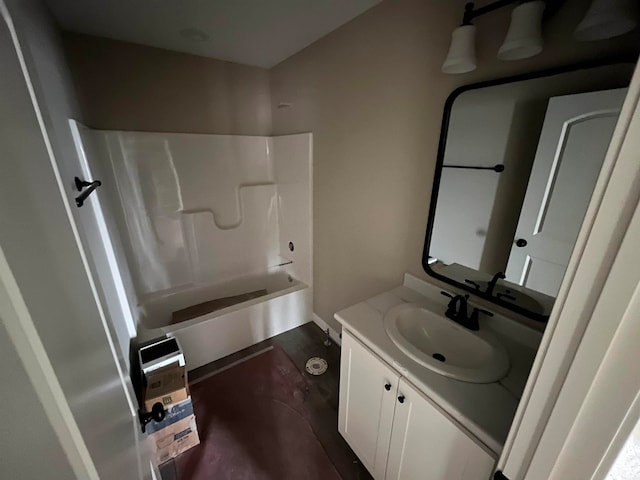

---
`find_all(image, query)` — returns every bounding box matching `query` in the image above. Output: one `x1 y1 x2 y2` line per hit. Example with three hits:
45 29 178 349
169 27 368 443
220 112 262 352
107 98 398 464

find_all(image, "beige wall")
269 0 640 330
60 0 640 332
62 32 272 135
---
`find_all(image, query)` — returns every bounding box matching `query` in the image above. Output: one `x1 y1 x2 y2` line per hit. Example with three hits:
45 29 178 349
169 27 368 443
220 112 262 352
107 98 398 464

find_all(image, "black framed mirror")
422 60 635 321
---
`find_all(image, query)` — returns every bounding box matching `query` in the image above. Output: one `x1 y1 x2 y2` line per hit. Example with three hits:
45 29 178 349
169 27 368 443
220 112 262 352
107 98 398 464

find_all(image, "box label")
145 398 194 434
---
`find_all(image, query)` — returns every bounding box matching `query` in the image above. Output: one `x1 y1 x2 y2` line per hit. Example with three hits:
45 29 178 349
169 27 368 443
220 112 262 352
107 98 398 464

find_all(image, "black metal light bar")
462 0 519 25
442 164 505 172
462 0 565 25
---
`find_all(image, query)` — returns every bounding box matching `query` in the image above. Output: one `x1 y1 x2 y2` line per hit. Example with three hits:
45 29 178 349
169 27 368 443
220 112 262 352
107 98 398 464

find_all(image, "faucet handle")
440 291 454 300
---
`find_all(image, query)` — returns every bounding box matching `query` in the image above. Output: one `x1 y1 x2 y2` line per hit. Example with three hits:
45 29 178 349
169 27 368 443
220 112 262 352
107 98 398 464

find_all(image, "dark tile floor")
160 322 372 480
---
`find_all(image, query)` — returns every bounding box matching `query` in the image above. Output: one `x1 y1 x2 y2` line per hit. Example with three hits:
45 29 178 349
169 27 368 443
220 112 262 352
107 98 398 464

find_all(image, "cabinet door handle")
384 383 391 391
398 395 405 404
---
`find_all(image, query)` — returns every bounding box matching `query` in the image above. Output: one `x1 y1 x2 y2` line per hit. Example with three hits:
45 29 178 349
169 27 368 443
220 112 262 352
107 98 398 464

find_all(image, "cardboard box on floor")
148 415 200 465
143 362 188 411
146 397 200 464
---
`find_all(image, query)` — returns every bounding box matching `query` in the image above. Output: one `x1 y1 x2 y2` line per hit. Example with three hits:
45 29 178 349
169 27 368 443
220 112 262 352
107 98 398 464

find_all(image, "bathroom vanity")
335 274 542 480
333 61 635 480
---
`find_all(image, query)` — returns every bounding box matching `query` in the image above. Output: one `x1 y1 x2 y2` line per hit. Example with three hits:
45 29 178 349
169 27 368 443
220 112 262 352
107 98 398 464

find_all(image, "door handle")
515 238 528 247
138 402 166 433
74 176 102 208
75 180 102 207
397 395 405 404
384 383 391 391
75 176 94 191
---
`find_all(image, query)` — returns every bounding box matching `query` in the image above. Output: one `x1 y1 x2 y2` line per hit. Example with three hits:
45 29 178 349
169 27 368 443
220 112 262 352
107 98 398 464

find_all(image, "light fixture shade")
575 0 637 41
498 1 545 61
442 25 477 74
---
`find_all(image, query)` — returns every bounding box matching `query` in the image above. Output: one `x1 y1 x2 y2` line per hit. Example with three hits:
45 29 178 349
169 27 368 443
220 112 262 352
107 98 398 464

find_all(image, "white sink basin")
383 303 509 383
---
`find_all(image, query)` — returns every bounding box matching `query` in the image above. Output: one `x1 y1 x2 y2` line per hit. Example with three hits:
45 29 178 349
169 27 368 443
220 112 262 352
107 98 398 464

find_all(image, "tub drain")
432 353 446 362
305 357 328 376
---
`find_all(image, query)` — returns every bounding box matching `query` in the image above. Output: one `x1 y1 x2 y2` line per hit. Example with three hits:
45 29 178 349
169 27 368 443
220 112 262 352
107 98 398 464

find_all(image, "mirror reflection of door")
424 63 634 320
505 89 627 297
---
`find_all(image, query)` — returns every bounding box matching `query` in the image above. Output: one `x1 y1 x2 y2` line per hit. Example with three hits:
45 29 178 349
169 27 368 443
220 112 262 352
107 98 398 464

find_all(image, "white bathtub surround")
335 273 542 456
73 126 312 369
136 271 310 370
162 282 310 370
88 130 313 297
70 121 140 364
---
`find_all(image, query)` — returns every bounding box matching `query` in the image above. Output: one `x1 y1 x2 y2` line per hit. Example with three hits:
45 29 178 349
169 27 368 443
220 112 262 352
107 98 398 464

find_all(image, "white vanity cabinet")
387 378 495 480
339 329 400 478
339 330 496 480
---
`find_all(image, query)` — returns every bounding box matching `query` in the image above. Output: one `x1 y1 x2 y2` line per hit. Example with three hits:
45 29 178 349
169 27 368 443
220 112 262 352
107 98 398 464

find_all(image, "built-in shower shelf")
179 182 276 231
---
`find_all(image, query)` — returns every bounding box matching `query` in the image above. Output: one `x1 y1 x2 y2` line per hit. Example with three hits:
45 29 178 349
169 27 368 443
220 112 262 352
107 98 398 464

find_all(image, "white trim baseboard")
311 313 341 346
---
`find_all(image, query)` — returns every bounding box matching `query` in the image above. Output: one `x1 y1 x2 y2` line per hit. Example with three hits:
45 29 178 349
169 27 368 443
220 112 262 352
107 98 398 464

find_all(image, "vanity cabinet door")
339 330 400 479
386 378 495 480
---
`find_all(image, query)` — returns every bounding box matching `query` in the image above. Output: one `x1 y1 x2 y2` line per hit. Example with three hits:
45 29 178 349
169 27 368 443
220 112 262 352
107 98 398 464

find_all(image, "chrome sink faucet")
440 291 493 331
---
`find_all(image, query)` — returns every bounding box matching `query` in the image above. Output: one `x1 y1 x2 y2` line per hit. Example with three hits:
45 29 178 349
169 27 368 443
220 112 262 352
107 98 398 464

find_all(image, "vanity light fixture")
574 0 638 41
442 24 477 74
442 0 564 74
498 1 545 61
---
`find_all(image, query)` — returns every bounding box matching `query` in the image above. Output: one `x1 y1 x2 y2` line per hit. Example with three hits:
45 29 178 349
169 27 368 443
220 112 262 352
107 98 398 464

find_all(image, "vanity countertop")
334 274 543 456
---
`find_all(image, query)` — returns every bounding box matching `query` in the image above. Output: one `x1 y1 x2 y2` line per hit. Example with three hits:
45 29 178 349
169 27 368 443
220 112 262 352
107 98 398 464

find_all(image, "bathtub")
137 271 310 370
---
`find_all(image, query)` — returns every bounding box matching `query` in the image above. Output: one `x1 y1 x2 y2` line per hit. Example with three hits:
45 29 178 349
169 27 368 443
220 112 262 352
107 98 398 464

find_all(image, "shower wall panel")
92 131 283 297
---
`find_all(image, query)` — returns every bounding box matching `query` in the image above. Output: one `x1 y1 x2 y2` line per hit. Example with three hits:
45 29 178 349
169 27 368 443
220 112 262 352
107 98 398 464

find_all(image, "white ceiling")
44 0 383 68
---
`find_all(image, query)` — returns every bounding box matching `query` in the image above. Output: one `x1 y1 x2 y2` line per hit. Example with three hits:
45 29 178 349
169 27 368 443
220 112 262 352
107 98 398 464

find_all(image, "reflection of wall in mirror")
430 97 544 272
481 99 548 273
429 66 632 279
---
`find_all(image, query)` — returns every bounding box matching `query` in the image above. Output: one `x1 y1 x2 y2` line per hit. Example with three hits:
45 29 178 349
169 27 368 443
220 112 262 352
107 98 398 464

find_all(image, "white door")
505 89 627 297
0 2 147 478
386 378 495 480
496 63 640 480
339 330 400 479
602 416 640 480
